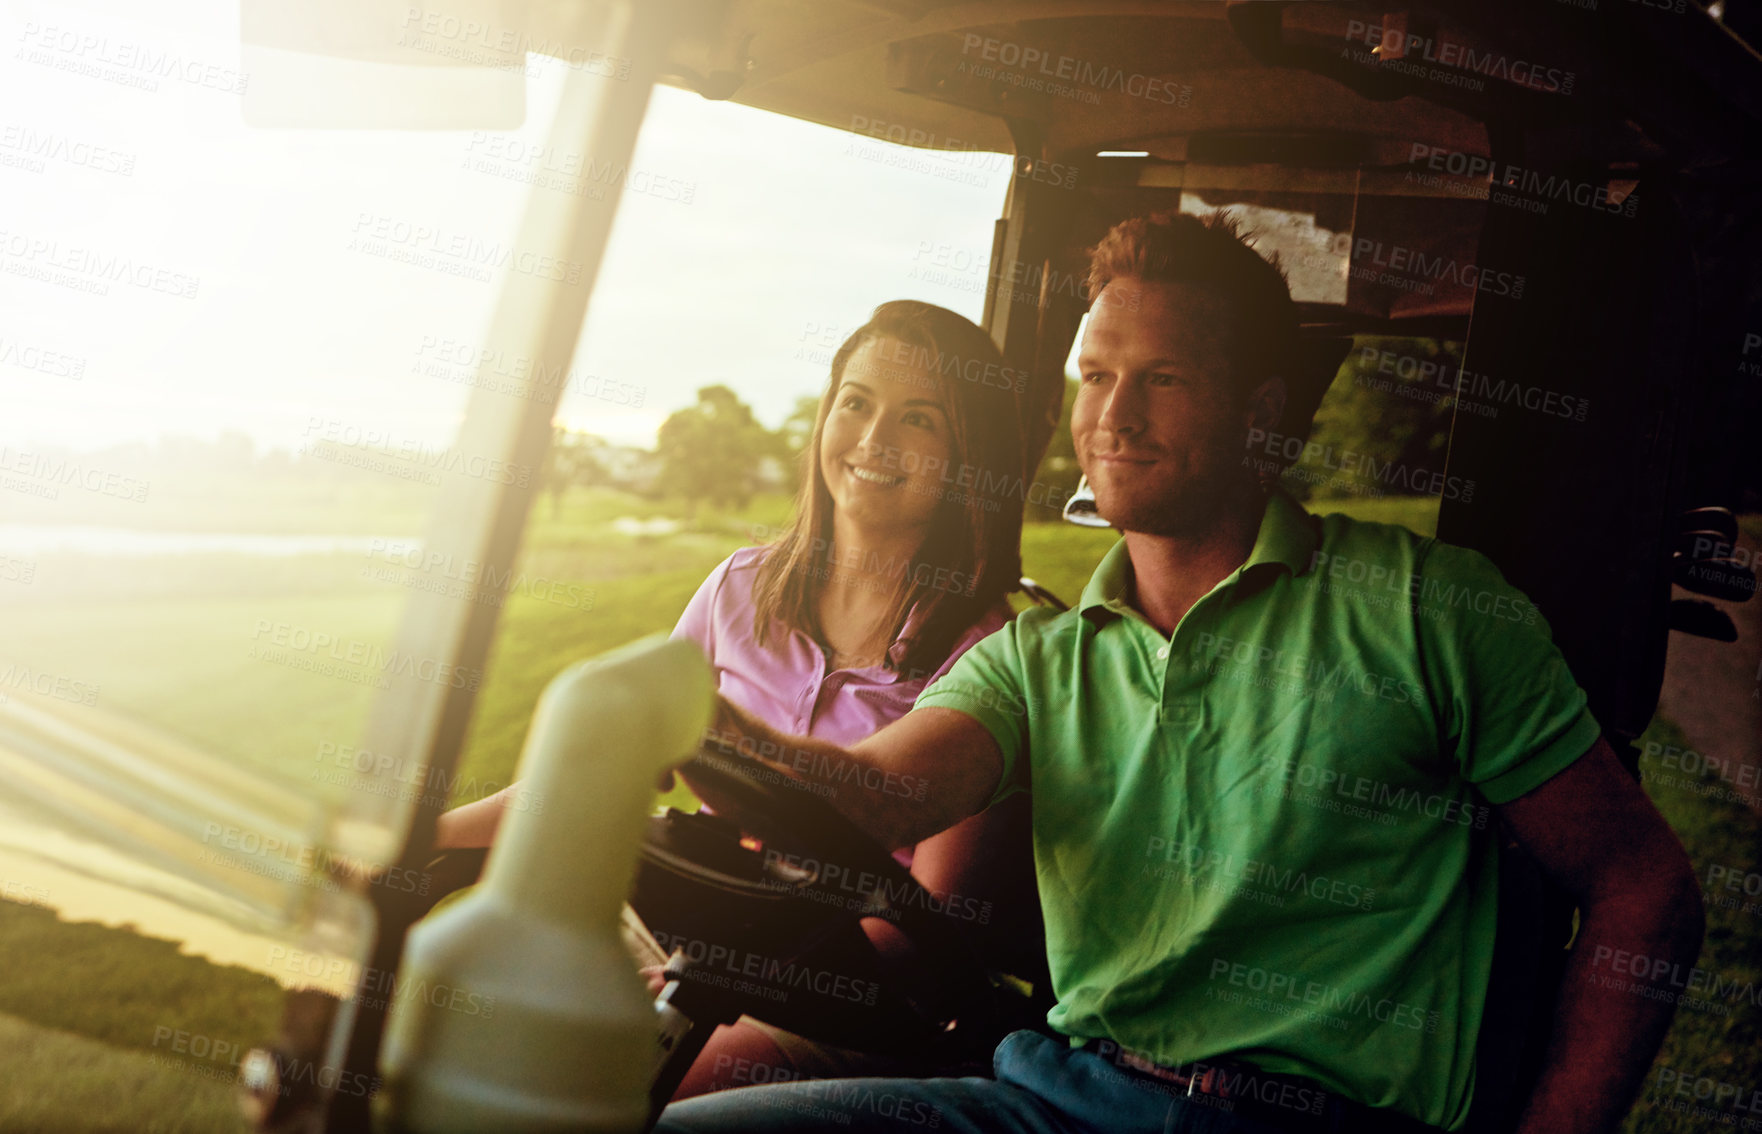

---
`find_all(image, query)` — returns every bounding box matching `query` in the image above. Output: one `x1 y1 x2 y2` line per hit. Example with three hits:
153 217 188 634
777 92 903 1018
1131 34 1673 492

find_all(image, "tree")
542 427 607 519
655 385 775 514
1295 336 1457 502
1027 376 1084 523
777 394 823 489
780 395 821 459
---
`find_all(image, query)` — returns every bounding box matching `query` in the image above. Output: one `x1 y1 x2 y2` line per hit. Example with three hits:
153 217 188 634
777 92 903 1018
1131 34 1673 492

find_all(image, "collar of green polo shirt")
916 488 1599 1130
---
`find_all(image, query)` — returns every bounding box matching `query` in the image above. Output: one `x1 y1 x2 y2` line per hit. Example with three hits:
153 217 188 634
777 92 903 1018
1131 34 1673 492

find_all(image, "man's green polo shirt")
916 490 1599 1130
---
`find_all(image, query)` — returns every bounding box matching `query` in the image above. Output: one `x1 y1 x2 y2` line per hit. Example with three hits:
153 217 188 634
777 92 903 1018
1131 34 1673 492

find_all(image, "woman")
437 299 1043 1096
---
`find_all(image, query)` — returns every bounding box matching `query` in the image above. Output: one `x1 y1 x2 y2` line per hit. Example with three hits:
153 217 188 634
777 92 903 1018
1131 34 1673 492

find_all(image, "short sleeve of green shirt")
1414 540 1602 804
915 617 1034 808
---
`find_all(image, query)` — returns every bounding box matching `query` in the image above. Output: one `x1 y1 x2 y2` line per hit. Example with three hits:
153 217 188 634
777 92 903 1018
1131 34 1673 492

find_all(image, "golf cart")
8 0 1760 1131
289 3 1759 1131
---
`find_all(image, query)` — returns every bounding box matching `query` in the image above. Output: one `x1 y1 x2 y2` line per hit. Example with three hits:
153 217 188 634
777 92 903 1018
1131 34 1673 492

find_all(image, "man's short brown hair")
1085 211 1299 395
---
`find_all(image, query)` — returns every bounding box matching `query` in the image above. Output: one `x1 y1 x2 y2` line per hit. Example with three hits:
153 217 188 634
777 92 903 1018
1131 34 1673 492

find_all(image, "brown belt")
1080 1038 1441 1134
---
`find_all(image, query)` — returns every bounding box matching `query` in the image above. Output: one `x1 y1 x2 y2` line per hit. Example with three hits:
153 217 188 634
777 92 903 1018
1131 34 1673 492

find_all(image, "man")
656 213 1703 1134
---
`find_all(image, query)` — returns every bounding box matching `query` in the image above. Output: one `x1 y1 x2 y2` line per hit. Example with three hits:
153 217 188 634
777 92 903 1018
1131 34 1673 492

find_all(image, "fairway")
0 1012 244 1134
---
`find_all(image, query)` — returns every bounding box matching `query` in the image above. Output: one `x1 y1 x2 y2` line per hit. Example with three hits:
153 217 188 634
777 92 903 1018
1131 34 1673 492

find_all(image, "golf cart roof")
668 0 1761 167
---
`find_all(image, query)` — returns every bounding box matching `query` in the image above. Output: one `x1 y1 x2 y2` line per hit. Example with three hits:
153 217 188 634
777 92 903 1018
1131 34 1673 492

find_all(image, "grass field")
4 486 1747 1132
0 1012 242 1133
1623 716 1762 1133
0 901 280 1133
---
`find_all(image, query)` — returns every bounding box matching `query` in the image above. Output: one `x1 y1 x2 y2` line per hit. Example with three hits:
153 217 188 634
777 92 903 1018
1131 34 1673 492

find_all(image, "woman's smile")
845 463 908 488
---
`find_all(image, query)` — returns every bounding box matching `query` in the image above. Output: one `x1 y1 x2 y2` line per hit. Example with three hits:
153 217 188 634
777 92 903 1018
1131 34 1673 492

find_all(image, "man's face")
1072 279 1256 537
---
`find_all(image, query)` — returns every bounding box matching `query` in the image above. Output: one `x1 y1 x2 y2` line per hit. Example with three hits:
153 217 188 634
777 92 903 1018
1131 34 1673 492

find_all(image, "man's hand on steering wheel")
656 694 760 796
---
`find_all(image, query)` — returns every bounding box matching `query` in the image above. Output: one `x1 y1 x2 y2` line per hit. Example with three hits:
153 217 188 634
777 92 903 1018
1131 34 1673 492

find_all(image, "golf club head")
1677 530 1736 560
1672 556 1758 603
1062 476 1112 529
1668 599 1739 642
1679 506 1738 543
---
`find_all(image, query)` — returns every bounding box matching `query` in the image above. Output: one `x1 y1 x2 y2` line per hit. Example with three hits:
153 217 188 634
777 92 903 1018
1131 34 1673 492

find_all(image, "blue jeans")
654 1030 1310 1134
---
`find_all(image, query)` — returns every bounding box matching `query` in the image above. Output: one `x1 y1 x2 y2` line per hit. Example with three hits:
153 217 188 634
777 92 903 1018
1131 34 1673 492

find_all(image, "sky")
1 0 1016 453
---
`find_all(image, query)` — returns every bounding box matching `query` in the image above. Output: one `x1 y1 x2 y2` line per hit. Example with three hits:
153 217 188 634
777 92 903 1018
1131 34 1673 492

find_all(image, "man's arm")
1496 735 1705 1134
693 696 1006 851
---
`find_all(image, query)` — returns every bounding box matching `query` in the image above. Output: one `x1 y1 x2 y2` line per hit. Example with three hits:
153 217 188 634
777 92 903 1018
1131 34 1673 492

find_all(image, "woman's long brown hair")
750 300 1028 677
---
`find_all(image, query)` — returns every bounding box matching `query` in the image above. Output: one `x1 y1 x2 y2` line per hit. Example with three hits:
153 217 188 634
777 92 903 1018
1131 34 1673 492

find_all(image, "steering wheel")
341 737 1018 1128
630 737 1006 1060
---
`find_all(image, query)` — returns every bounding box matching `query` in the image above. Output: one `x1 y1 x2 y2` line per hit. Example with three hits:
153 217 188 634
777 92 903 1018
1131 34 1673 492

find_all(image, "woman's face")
817 335 954 542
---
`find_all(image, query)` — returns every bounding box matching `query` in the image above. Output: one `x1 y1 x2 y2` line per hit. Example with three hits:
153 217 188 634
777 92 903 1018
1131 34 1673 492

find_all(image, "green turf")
1015 523 1119 611
0 899 282 1061
450 565 725 805
0 1011 247 1133
1620 717 1762 1134
0 592 400 790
